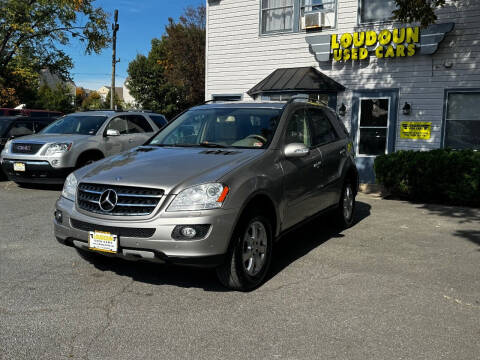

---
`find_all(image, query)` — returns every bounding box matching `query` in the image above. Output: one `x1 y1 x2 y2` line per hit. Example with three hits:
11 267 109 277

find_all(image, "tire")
216 214 273 291
335 181 356 229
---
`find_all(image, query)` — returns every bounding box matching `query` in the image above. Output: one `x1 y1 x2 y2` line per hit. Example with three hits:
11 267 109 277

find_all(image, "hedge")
374 149 480 207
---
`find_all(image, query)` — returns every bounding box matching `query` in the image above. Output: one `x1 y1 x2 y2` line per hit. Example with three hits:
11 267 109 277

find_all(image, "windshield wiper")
199 142 227 148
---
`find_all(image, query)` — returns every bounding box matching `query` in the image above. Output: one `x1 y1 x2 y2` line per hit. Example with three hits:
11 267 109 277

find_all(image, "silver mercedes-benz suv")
54 99 359 291
0 111 167 184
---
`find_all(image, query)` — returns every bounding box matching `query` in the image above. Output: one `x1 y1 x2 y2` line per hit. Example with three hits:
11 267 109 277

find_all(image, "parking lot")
0 180 479 360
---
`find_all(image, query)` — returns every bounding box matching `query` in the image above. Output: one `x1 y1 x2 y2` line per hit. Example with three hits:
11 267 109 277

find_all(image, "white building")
97 86 124 102
122 78 138 107
205 0 480 182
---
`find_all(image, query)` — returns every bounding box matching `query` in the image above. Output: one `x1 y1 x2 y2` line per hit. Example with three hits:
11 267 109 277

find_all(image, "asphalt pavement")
0 180 479 360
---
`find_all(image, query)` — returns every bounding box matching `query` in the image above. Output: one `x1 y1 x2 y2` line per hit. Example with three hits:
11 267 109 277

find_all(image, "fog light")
171 225 211 240
54 210 63 224
181 227 197 238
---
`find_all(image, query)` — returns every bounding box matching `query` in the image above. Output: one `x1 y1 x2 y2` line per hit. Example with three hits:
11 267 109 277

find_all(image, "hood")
11 134 89 144
76 146 264 194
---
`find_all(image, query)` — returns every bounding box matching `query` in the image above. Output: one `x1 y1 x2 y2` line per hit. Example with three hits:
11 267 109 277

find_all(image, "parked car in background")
0 110 165 184
0 116 58 178
0 108 62 118
53 98 359 291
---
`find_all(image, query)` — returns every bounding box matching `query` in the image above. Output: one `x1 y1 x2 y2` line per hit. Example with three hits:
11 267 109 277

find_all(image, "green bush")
374 149 480 207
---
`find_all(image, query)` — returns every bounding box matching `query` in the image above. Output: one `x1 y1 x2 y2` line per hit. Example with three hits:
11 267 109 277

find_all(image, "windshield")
149 108 282 148
0 120 13 136
40 115 108 135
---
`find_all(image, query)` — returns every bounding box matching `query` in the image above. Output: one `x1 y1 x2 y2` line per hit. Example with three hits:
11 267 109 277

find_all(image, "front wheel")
335 182 356 229
216 214 273 291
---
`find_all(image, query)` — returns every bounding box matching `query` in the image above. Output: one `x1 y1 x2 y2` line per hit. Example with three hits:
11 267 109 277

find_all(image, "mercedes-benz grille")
77 183 164 216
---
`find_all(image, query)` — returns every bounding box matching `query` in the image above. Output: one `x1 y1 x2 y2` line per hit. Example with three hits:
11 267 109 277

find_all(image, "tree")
162 5 206 107
81 91 102 110
0 0 109 106
394 0 446 27
34 84 75 113
103 89 124 110
0 83 19 107
75 87 87 109
126 5 205 119
0 0 109 79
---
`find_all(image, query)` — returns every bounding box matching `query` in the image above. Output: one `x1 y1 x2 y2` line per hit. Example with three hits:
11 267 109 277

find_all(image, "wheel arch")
75 149 105 167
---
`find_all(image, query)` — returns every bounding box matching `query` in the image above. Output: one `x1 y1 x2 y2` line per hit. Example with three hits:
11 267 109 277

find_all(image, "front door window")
357 98 390 156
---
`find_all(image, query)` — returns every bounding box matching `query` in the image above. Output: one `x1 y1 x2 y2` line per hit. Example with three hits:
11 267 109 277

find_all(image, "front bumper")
1 158 74 184
54 196 238 267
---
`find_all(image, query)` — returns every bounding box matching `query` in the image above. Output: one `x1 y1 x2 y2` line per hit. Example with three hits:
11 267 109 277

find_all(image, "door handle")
128 139 134 143
313 161 322 168
340 149 346 156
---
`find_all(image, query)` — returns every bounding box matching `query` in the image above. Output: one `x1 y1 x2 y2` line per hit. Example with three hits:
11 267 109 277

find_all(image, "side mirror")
284 143 310 158
106 129 120 137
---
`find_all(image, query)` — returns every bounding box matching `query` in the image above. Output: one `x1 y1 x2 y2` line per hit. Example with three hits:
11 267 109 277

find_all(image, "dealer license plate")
88 231 118 253
13 162 26 172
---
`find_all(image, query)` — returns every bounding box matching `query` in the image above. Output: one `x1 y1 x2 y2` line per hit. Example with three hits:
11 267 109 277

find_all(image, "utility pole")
111 9 120 110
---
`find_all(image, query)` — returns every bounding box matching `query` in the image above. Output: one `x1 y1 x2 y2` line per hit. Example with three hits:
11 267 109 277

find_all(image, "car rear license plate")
13 162 26 172
89 231 118 253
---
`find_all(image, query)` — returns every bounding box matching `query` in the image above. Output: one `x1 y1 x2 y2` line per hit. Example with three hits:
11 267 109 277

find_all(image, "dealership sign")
306 23 454 63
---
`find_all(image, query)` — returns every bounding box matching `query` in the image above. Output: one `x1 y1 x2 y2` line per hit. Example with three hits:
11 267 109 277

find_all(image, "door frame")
351 89 399 183
355 96 391 157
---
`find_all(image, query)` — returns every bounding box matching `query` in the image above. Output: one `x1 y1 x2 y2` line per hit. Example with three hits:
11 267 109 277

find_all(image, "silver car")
0 111 167 184
54 99 359 291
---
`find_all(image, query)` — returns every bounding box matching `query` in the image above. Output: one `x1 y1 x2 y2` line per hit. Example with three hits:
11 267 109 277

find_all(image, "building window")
359 0 397 24
300 0 336 16
357 98 390 156
261 0 294 34
445 92 480 149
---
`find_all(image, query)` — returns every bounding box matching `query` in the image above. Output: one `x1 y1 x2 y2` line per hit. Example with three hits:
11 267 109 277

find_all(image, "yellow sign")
331 27 420 62
400 122 432 140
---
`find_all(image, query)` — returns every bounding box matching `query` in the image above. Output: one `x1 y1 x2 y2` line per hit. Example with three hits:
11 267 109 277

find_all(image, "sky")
70 0 203 91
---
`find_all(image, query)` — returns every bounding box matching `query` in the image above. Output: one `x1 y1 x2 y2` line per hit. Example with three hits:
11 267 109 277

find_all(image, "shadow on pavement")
418 203 480 250
78 201 372 292
267 201 371 281
419 203 480 224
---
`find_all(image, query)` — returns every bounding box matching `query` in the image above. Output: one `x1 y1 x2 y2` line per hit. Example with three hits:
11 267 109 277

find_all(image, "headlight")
62 173 78 201
167 183 229 212
45 143 72 156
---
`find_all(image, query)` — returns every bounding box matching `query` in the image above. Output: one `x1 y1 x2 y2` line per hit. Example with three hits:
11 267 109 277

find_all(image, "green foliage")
33 84 75 113
126 5 205 119
103 89 124 110
0 0 109 106
393 0 446 27
81 90 103 110
375 150 480 207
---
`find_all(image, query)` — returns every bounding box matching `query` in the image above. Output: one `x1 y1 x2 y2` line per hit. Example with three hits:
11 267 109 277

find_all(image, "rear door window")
125 115 153 134
308 108 339 147
149 115 168 129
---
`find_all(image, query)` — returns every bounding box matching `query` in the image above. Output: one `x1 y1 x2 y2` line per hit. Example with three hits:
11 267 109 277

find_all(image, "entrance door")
351 90 398 183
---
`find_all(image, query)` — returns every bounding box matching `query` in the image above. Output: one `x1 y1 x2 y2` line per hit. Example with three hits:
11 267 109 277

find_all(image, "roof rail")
282 94 310 108
127 109 155 113
83 108 119 112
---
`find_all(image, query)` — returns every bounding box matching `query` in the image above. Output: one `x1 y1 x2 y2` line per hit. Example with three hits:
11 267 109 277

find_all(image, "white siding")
206 0 480 151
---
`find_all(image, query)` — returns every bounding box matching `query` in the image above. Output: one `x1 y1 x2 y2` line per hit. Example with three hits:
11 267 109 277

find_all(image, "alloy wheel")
242 221 268 276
